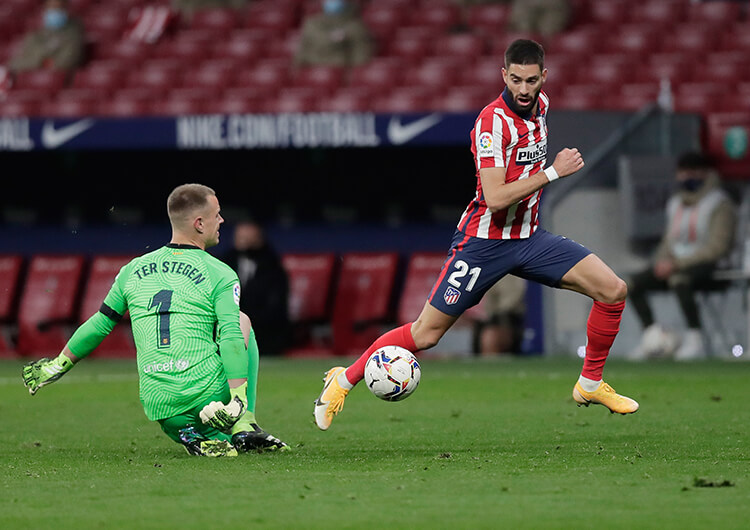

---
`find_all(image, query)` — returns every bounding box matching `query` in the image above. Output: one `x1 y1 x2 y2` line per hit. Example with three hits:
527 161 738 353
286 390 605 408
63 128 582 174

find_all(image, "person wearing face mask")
293 0 374 68
7 0 85 74
220 220 291 356
627 152 737 361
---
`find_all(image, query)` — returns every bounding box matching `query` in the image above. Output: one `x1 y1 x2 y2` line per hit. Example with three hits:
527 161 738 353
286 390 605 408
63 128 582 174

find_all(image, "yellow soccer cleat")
573 381 639 415
314 366 349 430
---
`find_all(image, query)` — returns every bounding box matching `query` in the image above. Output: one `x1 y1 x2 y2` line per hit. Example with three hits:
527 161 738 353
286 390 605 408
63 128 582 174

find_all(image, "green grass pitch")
2 357 749 529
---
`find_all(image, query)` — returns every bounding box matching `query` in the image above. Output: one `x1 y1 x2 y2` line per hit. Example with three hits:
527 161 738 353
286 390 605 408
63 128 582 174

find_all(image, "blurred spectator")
220 221 291 356
7 0 86 74
508 0 570 37
627 152 737 361
294 0 374 68
471 275 527 356
171 0 249 16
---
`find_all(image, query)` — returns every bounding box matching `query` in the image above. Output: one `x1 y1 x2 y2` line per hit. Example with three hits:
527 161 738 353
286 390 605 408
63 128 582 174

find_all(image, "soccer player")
22 183 289 456
314 39 639 431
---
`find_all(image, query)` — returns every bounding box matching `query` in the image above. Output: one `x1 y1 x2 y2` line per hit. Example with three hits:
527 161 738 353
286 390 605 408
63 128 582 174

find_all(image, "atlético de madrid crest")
444 286 461 305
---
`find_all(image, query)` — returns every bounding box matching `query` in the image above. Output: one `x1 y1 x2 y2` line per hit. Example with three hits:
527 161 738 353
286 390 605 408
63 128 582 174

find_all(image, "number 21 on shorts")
444 260 481 305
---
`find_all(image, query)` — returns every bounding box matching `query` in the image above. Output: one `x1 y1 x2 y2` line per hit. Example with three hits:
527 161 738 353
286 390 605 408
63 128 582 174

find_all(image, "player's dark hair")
504 39 545 70
676 151 713 171
167 183 215 221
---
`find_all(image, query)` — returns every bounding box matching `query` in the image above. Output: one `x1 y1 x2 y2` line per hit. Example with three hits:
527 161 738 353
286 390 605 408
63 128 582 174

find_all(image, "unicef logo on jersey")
144 358 190 374
516 140 548 165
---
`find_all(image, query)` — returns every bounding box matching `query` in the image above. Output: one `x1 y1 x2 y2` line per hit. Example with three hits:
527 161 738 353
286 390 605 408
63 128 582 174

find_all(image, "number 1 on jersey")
148 289 173 348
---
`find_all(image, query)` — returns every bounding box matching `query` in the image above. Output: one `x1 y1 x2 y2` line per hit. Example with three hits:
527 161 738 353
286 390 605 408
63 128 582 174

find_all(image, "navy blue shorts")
427 228 592 316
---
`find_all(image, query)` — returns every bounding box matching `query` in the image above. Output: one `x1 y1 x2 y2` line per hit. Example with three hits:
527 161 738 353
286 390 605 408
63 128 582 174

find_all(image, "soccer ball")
364 346 421 401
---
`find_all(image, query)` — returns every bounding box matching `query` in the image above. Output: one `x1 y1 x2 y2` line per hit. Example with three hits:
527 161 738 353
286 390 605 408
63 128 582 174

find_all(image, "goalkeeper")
22 183 289 457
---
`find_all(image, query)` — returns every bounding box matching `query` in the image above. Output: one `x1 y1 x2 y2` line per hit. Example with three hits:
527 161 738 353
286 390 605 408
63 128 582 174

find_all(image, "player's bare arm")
480 148 585 212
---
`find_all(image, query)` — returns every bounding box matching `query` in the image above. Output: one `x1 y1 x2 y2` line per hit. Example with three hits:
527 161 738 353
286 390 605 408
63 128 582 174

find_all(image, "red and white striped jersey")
457 88 550 239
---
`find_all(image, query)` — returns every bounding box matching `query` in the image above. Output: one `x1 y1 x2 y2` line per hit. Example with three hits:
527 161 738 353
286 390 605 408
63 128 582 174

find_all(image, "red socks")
344 323 418 385
581 300 625 380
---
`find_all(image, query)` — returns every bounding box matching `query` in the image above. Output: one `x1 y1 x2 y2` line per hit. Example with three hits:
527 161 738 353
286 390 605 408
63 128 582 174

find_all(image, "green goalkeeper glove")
199 382 249 434
22 353 75 395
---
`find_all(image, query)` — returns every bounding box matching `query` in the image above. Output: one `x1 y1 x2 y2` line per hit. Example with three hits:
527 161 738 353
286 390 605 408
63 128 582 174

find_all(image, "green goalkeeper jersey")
101 244 246 421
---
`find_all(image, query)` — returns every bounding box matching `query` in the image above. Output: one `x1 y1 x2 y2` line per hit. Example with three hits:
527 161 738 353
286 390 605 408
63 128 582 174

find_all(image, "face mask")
323 0 345 14
44 8 68 29
680 178 704 192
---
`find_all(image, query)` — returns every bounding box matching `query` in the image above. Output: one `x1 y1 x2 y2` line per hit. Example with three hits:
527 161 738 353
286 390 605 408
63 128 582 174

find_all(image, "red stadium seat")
212 38 265 65
705 112 750 179
385 34 433 65
631 1 687 25
0 255 24 357
348 57 404 92
318 87 373 112
0 98 41 117
604 25 661 55
466 3 510 35
556 85 604 111
42 97 98 118
263 88 320 113
397 252 446 324
721 24 750 51
637 53 691 85
433 33 487 62
181 62 236 90
330 252 399 357
281 253 337 357
72 62 126 92
189 8 239 33
12 70 67 94
152 37 210 63
661 25 715 53
604 84 658 111
293 65 346 95
587 0 627 25
432 86 494 112
16 255 85 357
410 3 460 32
125 61 180 91
98 93 154 117
205 95 264 114
549 27 603 55
243 4 298 33
463 57 503 94
687 1 741 24
371 87 435 113
362 4 403 41
155 95 208 116
233 61 290 91
78 255 135 358
402 58 464 90
97 39 150 65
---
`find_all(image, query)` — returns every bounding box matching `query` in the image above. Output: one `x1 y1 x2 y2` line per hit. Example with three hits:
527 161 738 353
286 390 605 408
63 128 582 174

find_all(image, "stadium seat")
151 37 210 63
263 88 320 113
189 8 239 33
98 94 153 117
661 25 715 53
631 1 686 25
385 34 433 65
607 83 659 111
555 86 604 111
686 1 741 25
604 25 661 55
42 97 98 118
233 61 290 91
243 4 298 33
125 61 180 92
586 0 628 25
212 38 265 65
330 252 399 357
432 86 493 113
0 255 24 357
397 252 446 324
637 53 691 85
317 87 373 112
97 39 150 65
205 95 264 114
16 255 86 357
466 3 510 36
72 63 126 92
155 95 208 116
281 253 337 358
402 58 464 90
181 62 236 90
410 3 460 32
362 4 402 41
292 65 345 96
0 98 41 118
348 57 404 92
433 33 487 62
12 70 67 94
371 87 435 113
78 255 135 358
463 57 504 94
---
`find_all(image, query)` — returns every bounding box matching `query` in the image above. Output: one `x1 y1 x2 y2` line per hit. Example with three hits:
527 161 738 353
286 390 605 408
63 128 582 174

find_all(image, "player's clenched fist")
200 395 246 433
552 148 585 178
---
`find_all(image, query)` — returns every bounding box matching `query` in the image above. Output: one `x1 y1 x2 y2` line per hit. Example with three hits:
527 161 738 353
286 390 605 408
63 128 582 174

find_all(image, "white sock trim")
337 371 354 390
578 375 602 392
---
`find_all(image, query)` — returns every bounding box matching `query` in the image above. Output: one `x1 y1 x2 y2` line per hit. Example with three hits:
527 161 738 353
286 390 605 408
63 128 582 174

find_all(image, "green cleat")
178 426 238 457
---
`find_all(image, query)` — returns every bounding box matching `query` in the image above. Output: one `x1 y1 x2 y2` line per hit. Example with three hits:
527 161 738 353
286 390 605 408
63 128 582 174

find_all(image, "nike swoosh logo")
387 113 442 145
314 378 334 407
41 118 95 149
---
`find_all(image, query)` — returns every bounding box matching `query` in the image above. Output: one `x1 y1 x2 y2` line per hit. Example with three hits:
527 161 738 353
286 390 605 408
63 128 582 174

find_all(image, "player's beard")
510 89 540 115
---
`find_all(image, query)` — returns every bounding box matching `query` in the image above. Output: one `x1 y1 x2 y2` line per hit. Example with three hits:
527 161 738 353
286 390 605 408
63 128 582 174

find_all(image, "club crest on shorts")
444 286 461 305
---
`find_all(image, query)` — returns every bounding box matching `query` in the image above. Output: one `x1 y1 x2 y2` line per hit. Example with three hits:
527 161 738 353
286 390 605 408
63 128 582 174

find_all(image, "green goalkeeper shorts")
158 388 232 444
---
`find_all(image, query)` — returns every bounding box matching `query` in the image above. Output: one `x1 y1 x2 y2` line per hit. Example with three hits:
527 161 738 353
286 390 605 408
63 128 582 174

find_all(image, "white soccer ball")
364 345 421 401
